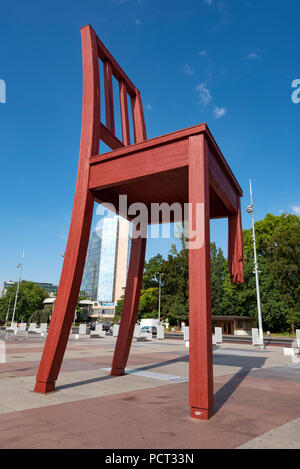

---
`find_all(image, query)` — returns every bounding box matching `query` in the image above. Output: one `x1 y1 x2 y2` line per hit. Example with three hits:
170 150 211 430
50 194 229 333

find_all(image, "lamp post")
11 250 25 325
246 180 264 349
157 273 163 324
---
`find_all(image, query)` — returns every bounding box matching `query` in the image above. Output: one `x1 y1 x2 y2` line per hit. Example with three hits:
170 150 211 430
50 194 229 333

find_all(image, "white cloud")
248 53 261 60
291 205 300 216
145 104 152 110
213 106 227 119
182 64 194 76
135 18 141 25
198 50 207 56
204 0 213 4
196 83 212 106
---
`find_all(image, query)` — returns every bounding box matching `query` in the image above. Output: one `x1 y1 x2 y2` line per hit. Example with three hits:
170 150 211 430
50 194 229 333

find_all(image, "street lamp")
247 180 264 349
156 273 163 324
11 250 25 325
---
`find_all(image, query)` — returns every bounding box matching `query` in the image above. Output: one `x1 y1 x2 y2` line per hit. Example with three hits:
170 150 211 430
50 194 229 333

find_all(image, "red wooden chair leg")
111 235 147 376
34 191 94 393
188 134 214 420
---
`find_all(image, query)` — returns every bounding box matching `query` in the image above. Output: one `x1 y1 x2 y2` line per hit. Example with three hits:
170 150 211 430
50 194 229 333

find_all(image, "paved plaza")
0 334 299 449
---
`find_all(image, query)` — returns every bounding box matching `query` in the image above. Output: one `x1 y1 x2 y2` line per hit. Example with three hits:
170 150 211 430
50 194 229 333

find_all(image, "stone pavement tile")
6 346 44 354
0 381 249 449
0 350 185 379
238 417 300 449
1 425 98 449
1 370 299 449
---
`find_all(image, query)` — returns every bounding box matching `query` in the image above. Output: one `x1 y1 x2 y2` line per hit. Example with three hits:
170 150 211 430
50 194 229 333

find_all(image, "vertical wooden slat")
131 89 146 143
103 61 115 134
119 80 130 146
228 196 244 283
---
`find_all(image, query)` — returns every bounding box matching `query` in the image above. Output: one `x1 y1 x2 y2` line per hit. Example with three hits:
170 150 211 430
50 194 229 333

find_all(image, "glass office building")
81 214 130 305
97 217 118 302
81 230 102 300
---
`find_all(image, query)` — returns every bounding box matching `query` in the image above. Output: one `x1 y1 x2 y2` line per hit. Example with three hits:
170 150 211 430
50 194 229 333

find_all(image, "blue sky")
0 0 299 285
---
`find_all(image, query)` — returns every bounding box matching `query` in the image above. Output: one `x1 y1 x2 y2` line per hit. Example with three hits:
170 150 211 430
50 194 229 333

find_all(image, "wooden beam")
99 123 124 150
103 61 115 134
89 139 188 190
119 80 130 146
111 235 147 376
90 123 206 165
93 30 137 97
208 144 238 214
188 134 214 420
131 89 146 143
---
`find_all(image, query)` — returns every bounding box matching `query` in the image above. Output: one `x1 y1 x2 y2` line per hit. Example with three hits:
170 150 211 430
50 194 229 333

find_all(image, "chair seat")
89 123 242 223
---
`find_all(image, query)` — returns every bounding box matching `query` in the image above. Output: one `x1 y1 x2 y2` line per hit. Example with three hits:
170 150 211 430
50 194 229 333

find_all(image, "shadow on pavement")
55 348 267 415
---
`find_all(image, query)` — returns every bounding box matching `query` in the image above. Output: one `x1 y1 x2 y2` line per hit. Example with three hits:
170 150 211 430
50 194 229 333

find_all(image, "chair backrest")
80 25 147 157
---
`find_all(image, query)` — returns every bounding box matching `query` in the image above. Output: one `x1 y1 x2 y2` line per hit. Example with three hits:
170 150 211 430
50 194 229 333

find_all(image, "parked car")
87 321 95 331
102 321 111 332
141 325 157 336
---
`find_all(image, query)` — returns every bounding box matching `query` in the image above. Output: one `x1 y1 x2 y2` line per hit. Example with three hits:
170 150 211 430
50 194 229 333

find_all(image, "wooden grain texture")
103 61 115 134
111 235 147 375
34 25 100 392
228 196 244 283
188 134 214 420
89 139 188 190
34 25 244 423
119 80 130 146
131 89 146 143
208 146 238 214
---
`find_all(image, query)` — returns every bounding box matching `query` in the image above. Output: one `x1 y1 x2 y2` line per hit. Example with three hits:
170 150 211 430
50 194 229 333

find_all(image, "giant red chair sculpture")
34 25 244 420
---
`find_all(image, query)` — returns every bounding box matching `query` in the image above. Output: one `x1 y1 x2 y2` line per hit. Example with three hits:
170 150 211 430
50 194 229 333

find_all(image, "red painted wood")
89 123 207 164
99 122 124 150
131 89 146 143
208 146 238 214
89 139 188 191
111 235 147 375
119 80 130 146
228 197 244 283
34 25 244 422
34 25 100 393
188 134 214 420
103 61 115 134
95 33 137 97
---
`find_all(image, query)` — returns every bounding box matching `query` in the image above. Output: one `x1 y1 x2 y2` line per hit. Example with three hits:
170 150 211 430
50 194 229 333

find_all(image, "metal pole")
157 273 163 324
247 180 264 349
11 250 25 325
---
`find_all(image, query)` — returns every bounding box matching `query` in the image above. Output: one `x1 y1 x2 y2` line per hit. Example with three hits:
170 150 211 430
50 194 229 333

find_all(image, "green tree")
142 254 164 289
221 213 300 332
138 287 159 319
30 305 52 324
0 281 47 323
210 242 226 316
266 220 300 331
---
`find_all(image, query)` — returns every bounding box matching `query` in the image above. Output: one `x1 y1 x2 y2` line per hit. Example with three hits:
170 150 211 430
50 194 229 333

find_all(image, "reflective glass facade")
80 214 129 305
97 218 118 302
81 231 101 300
